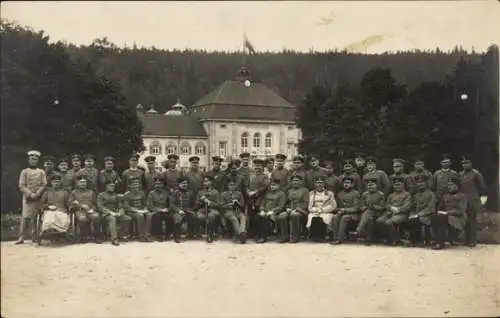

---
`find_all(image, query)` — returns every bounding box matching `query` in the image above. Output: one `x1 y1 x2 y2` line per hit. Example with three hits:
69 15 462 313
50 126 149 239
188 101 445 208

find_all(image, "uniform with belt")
285 177 309 242
256 181 286 243
147 183 171 240
356 183 385 241
69 178 100 242
196 181 221 242
97 185 131 245
170 185 198 241
221 185 246 243
407 174 436 245
330 176 361 243
122 185 152 241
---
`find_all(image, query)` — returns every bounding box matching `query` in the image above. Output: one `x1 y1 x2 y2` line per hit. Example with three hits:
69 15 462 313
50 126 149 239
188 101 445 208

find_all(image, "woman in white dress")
307 176 337 241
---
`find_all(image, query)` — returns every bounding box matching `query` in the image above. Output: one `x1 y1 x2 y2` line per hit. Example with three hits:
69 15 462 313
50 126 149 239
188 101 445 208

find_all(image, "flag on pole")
243 33 256 54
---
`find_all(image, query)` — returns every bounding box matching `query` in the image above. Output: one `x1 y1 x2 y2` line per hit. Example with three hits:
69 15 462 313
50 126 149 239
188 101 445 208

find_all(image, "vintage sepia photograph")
1 1 499 317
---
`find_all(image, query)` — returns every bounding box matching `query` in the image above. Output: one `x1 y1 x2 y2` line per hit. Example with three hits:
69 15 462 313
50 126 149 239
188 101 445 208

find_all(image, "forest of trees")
1 21 498 212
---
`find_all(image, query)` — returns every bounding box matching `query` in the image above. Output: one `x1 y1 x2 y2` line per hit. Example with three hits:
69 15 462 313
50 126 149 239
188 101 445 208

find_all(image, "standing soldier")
76 154 99 192
433 153 459 203
69 175 101 243
286 155 307 191
256 179 287 243
144 156 163 195
270 154 289 191
244 159 270 236
390 158 413 193
264 157 275 179
220 178 246 243
204 156 226 193
16 150 47 244
196 175 222 243
409 157 433 193
354 152 367 177
185 156 204 196
147 177 171 241
122 177 152 242
98 156 121 193
43 156 56 187
339 159 362 193
285 174 309 243
376 176 412 245
97 179 131 246
122 153 147 192
407 174 436 246
67 154 82 189
362 156 391 195
459 155 487 247
330 176 361 245
305 156 328 191
223 159 245 192
170 176 198 242
57 156 73 191
432 175 468 250
238 152 253 182
354 176 385 243
164 154 183 193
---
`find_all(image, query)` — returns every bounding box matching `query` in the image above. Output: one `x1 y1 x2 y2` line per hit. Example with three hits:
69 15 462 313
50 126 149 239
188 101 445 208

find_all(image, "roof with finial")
190 66 296 122
146 104 158 114
165 97 187 116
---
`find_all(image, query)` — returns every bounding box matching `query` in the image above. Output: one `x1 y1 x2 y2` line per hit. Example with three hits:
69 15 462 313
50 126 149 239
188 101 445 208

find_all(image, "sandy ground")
1 240 499 318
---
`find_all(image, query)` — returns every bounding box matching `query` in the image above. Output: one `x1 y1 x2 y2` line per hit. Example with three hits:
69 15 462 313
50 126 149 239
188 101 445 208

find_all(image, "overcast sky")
2 1 500 53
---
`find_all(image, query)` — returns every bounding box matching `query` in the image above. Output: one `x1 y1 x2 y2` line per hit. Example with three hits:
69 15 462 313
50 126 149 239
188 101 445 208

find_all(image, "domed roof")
165 98 187 116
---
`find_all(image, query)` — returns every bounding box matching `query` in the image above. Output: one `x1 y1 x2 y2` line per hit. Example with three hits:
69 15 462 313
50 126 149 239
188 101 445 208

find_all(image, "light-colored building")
138 67 301 169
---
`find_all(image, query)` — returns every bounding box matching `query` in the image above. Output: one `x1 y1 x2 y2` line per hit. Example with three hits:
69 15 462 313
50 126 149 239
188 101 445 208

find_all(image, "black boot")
173 224 182 243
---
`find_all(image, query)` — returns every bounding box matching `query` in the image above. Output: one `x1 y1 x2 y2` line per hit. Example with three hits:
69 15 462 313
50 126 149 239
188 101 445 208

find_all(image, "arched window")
180 141 192 155
253 132 261 148
241 132 249 148
195 142 206 155
149 140 162 155
166 142 177 155
265 133 272 148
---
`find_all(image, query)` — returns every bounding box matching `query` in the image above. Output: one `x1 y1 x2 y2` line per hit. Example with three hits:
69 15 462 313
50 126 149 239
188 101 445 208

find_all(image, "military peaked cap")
144 156 156 163
50 173 62 181
365 156 377 164
129 153 140 160
275 154 287 160
83 154 95 161
27 150 41 157
177 176 188 183
392 158 405 165
343 159 354 166
71 154 81 160
440 153 452 163
461 154 472 163
189 156 200 162
239 152 250 158
342 175 355 183
104 156 115 162
365 175 378 183
204 175 215 181
253 158 264 165
167 154 179 160
43 156 56 163
212 156 223 162
292 155 304 163
291 174 303 180
58 157 69 164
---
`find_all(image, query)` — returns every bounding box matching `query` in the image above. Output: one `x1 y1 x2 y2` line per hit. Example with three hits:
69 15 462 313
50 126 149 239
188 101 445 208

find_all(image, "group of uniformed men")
17 149 487 249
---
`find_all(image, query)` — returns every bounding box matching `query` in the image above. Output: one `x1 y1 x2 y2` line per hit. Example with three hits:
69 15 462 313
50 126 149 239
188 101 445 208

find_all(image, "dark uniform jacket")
69 189 97 211
98 169 121 193
59 171 73 191
122 190 147 212
286 187 309 212
459 169 487 200
389 172 414 194
122 168 147 192
40 188 69 212
433 169 459 199
170 188 196 213
360 190 386 214
336 189 361 215
270 167 290 191
76 167 99 191
66 168 81 189
244 172 269 206
203 169 226 193
409 169 433 193
286 168 307 191
164 169 183 193
412 189 436 225
385 191 412 215
305 167 328 191
222 172 245 193
185 169 204 196
146 188 170 213
339 171 362 193
260 190 286 214
363 170 391 195
326 174 342 194
144 169 164 194
196 187 221 211
438 191 467 230
237 166 253 183
221 190 244 211
97 191 122 215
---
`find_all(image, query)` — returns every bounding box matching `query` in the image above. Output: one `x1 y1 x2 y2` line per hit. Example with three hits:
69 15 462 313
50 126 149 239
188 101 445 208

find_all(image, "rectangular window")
287 142 295 157
219 141 227 158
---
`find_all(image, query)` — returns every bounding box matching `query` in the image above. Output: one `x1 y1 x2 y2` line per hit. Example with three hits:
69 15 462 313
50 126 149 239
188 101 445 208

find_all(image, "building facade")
138 67 301 169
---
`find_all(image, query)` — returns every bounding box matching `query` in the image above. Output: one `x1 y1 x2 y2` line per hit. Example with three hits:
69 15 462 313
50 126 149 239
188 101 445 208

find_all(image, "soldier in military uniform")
144 155 163 195
264 157 275 179
376 175 412 245
220 178 246 243
243 159 269 236
330 176 361 244
196 175 221 243
286 155 307 191
407 174 436 246
354 176 385 243
76 154 99 192
123 177 153 242
98 156 121 193
459 155 487 247
285 174 309 243
362 156 391 195
16 150 47 244
185 156 204 196
43 156 56 187
255 178 286 243
122 153 147 192
97 179 131 246
57 156 73 191
409 157 433 193
170 176 198 242
238 152 253 182
69 175 101 243
432 175 468 250
163 154 183 193
390 158 414 194
147 177 171 241
339 159 362 193
270 154 289 191
354 152 367 177
325 162 341 194
307 176 337 241
67 154 82 189
204 156 226 193
433 154 459 204
222 159 244 192
306 156 328 191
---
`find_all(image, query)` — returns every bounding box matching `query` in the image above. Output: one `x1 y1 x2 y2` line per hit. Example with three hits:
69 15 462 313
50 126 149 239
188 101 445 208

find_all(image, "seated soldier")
330 176 361 245
69 175 101 243
123 177 153 242
285 174 309 243
354 176 385 243
376 176 412 245
307 176 337 242
147 177 171 241
39 173 71 239
221 178 246 244
406 174 436 246
170 176 198 243
97 179 131 246
431 176 467 250
255 179 286 243
196 175 221 243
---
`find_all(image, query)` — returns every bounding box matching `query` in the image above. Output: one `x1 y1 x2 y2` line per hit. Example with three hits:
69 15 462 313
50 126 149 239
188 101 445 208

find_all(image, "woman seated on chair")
307 176 337 242
39 173 71 240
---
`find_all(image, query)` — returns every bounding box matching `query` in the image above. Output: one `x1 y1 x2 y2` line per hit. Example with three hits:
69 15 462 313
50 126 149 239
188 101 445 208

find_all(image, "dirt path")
2 241 499 317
